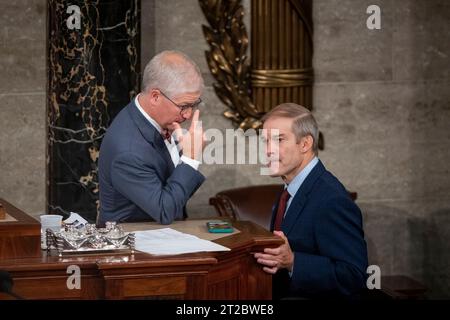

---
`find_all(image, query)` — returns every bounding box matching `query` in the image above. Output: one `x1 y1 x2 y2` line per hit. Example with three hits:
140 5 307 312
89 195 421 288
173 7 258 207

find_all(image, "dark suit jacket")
98 100 205 226
271 160 368 299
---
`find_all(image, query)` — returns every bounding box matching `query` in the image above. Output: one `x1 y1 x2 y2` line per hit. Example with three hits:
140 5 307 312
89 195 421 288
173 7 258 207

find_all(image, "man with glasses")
97 50 206 226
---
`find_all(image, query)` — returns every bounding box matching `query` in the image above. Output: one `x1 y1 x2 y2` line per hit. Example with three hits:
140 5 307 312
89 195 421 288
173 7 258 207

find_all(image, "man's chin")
269 172 280 178
267 163 282 177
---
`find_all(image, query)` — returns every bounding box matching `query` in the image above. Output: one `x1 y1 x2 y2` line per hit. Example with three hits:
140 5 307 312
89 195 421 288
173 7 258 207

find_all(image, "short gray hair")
142 50 204 98
262 103 319 155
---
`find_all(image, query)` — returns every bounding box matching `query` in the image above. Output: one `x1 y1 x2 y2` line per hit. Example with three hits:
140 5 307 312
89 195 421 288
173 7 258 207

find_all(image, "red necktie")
162 129 183 159
273 189 290 231
161 129 172 143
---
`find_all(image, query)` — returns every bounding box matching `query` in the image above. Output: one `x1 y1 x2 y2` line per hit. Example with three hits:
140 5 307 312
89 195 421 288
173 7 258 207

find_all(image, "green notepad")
206 221 234 233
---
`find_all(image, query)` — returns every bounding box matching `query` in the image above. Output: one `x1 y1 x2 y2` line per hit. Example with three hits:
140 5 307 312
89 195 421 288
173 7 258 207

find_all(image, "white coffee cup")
40 214 63 250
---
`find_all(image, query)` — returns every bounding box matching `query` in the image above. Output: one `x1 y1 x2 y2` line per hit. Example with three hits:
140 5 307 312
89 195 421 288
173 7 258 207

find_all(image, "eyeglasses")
158 89 202 115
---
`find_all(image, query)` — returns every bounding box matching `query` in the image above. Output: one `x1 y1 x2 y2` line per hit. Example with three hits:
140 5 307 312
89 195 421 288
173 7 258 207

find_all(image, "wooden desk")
0 199 41 260
0 220 283 300
380 275 427 299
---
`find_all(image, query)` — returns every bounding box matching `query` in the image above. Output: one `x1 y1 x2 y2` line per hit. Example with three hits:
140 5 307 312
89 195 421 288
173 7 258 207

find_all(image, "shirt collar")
286 157 319 198
135 94 162 133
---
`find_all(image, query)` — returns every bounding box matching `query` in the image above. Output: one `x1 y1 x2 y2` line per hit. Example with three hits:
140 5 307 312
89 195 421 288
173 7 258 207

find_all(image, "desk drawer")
105 276 186 299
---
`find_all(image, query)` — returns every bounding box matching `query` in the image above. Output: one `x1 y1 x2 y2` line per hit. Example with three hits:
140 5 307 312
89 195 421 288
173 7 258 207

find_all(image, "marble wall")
0 0 449 297
47 0 140 222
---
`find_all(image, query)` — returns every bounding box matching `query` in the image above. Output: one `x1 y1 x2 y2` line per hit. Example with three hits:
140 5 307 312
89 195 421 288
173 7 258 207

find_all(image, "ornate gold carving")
199 0 263 130
251 68 314 88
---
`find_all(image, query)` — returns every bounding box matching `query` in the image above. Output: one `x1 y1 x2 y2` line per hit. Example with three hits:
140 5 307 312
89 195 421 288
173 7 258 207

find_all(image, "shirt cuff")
180 155 200 170
288 256 294 277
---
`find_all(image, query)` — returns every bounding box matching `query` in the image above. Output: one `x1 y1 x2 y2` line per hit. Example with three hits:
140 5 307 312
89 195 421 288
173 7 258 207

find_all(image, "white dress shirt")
135 95 200 170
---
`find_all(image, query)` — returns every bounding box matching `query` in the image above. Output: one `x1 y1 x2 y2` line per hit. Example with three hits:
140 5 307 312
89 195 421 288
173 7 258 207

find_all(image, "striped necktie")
161 128 172 143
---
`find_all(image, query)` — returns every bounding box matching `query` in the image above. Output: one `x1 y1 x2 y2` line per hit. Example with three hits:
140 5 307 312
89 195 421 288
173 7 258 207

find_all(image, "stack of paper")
134 228 230 255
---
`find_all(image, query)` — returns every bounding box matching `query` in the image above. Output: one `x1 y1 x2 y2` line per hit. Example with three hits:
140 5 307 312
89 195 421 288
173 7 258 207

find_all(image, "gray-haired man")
98 50 205 226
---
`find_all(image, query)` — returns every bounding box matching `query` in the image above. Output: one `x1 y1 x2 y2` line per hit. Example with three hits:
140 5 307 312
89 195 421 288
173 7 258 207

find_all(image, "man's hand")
172 110 205 161
253 231 294 274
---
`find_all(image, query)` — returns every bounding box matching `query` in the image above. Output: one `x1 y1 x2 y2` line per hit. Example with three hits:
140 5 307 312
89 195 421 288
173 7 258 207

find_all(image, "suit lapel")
153 133 175 173
282 192 308 235
281 160 326 235
127 101 175 173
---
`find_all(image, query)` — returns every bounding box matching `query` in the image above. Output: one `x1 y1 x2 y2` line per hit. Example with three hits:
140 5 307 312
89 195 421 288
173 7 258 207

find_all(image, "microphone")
0 270 24 299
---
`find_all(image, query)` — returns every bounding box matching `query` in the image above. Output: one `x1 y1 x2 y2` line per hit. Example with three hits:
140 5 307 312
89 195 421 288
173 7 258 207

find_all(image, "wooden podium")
0 203 283 300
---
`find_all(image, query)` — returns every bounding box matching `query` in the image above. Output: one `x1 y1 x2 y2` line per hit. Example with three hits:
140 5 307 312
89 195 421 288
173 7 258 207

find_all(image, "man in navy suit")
98 51 205 226
254 103 368 299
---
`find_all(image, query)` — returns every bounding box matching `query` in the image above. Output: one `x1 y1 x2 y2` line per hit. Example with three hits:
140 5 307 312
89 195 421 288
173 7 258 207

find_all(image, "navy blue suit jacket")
271 160 368 299
98 100 205 226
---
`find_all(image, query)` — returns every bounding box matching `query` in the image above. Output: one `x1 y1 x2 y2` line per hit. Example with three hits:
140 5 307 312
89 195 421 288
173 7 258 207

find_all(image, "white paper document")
134 228 230 255
63 212 88 228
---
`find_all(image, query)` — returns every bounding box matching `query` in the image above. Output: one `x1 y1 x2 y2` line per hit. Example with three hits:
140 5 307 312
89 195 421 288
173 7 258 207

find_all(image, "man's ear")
301 135 314 153
149 89 160 104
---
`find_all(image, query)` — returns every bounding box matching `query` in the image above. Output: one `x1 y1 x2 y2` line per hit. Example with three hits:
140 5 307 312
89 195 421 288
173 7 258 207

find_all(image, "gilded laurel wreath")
199 0 263 130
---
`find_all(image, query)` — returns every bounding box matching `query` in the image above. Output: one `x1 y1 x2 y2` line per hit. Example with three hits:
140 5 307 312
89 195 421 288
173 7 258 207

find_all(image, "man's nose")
265 141 273 157
182 108 193 120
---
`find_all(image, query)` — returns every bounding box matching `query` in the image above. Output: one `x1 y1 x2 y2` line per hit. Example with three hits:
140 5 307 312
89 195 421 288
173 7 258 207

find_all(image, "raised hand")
172 110 205 161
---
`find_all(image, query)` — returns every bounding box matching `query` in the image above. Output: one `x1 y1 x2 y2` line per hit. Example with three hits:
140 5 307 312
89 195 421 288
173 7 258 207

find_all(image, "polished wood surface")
0 199 41 260
0 203 6 220
0 221 283 300
380 275 427 299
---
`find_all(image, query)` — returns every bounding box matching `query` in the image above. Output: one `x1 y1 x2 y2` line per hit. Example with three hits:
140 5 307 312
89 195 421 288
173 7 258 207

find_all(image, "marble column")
47 0 140 222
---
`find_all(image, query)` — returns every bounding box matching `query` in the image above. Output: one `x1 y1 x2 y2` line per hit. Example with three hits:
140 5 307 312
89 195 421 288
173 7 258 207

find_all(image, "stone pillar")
47 0 140 222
